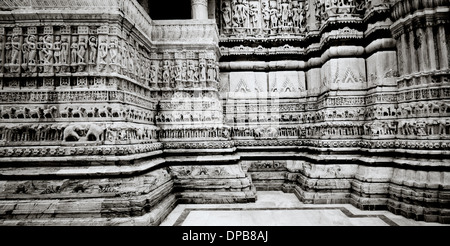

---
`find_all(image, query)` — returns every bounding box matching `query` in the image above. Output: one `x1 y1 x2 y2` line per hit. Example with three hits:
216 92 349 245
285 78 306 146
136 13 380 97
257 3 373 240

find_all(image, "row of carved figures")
220 0 368 35
0 105 155 123
230 119 450 138
224 101 450 124
0 123 158 143
0 33 145 76
1 119 449 145
221 0 310 34
0 28 220 88
155 110 222 123
314 0 367 24
149 58 220 88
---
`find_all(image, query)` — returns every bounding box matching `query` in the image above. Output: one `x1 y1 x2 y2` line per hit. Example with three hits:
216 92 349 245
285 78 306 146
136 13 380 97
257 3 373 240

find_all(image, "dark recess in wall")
145 0 192 20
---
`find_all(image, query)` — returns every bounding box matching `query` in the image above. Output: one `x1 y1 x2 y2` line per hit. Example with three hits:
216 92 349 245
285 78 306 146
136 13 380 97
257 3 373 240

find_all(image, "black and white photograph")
0 0 449 242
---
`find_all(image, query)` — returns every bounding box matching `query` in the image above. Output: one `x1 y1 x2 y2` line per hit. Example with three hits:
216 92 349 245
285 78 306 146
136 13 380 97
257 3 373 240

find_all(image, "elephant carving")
86 124 105 141
63 125 81 142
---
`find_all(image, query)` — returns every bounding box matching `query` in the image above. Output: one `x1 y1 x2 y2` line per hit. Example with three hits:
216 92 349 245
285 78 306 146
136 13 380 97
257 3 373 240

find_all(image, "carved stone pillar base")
191 0 208 20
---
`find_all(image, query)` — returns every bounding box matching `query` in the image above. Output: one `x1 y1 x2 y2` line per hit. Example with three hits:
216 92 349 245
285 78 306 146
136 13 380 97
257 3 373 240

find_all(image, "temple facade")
0 0 449 225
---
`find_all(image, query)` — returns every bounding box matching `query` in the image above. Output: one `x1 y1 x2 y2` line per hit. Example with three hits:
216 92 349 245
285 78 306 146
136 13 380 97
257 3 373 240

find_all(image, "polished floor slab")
160 191 448 226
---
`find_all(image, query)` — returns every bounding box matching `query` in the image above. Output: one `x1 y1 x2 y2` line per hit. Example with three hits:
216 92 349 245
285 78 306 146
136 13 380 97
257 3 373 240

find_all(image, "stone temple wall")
0 0 448 225
218 0 450 223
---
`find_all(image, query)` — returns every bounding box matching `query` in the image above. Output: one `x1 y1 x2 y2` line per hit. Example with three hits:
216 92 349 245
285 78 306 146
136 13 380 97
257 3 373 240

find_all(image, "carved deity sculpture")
292 1 301 28
53 36 61 64
207 59 215 81
22 37 29 68
70 36 78 64
221 1 232 29
98 39 108 64
88 36 97 64
36 36 45 65
173 60 182 82
162 60 171 83
279 0 291 27
300 1 309 29
270 6 279 29
109 38 118 64
77 38 87 64
249 3 259 28
187 59 198 81
199 59 206 81
232 0 249 27
261 2 271 29
4 36 12 64
149 60 158 83
314 0 326 23
11 35 21 65
61 37 69 65
27 35 37 70
43 35 53 64
181 61 187 81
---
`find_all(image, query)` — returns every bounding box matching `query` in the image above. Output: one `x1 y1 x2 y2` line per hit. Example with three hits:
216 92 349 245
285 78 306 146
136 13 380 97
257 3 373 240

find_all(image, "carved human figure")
77 37 87 64
61 37 69 65
292 2 301 28
88 36 97 64
207 59 215 81
222 1 232 29
149 60 158 83
98 39 108 64
53 36 61 64
249 3 259 28
279 0 291 27
21 37 29 68
22 37 30 66
315 0 326 22
36 36 45 66
232 0 249 27
4 36 12 64
27 35 37 65
42 35 53 64
261 2 271 29
187 60 197 81
300 1 309 29
109 38 118 64
198 59 206 81
11 35 21 65
70 36 78 64
172 60 182 82
162 60 171 83
181 61 187 81
270 6 279 29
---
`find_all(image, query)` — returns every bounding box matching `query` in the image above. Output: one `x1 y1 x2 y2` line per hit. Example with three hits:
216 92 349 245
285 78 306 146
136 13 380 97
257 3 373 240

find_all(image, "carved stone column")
191 0 208 20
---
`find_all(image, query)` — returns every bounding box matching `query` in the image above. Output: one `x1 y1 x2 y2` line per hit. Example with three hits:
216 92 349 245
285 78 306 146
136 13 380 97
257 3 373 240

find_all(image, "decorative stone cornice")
0 0 153 43
152 20 220 48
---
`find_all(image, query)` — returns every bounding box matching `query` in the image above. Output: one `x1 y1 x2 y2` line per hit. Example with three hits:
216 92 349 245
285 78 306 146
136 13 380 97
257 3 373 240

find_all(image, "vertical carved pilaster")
426 25 437 71
437 25 449 70
400 32 409 75
417 27 428 72
409 30 418 73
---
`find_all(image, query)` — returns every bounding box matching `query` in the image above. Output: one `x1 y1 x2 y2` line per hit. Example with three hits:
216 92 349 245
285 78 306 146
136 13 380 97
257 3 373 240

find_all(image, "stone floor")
160 191 448 226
